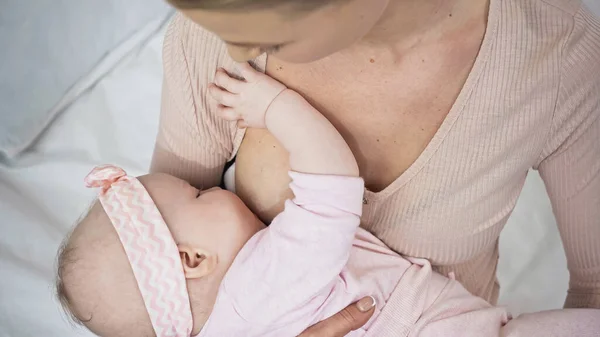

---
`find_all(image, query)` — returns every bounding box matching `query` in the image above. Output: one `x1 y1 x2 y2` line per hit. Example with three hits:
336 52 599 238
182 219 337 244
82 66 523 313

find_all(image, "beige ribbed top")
151 0 600 309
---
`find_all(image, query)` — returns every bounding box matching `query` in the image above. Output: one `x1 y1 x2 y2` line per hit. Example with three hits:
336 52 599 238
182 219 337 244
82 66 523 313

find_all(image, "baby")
56 63 510 337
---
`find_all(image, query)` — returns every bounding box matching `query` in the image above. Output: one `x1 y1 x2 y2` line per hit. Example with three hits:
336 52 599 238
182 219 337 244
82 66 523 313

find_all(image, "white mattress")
0 13 582 337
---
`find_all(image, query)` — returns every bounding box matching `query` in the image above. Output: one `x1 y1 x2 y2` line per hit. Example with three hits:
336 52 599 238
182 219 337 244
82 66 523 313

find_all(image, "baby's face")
59 173 265 336
142 173 265 267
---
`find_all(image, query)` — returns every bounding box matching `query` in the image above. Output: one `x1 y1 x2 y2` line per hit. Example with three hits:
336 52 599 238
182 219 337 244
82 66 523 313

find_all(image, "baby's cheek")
164 205 199 239
236 210 265 245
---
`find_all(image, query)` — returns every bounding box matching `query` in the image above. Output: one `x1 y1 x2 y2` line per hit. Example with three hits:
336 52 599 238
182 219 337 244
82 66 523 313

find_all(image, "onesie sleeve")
202 172 364 335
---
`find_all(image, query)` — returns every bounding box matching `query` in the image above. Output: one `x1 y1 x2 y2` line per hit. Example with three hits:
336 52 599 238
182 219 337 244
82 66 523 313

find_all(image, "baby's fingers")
214 68 243 93
216 105 240 121
235 62 260 81
208 83 238 106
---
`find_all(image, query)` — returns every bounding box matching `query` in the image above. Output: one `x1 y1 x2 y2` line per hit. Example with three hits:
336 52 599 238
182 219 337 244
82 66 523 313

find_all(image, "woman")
151 0 600 335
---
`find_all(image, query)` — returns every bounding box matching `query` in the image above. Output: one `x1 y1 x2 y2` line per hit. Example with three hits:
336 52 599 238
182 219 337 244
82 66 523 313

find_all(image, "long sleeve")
409 274 600 337
535 5 600 309
150 14 243 189
368 260 600 337
199 172 364 337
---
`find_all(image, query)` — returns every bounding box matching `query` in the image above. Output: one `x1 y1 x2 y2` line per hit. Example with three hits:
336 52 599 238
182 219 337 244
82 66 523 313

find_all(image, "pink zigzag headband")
85 165 193 337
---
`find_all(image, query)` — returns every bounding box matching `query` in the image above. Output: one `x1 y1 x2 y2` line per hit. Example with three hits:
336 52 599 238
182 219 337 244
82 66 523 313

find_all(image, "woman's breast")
235 128 293 223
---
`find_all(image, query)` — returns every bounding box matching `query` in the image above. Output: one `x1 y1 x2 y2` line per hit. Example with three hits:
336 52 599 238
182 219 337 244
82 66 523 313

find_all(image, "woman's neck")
362 0 490 49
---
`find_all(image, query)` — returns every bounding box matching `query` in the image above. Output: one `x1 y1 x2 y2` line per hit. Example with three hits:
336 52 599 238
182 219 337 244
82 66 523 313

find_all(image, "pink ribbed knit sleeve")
536 5 600 309
150 14 243 189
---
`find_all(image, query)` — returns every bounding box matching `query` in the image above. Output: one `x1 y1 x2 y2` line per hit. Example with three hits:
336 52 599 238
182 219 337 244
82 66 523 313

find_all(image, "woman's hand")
208 62 286 128
298 296 376 337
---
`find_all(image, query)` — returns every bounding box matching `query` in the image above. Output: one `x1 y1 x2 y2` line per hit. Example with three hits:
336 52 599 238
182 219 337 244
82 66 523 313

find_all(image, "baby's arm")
202 65 363 332
202 173 363 335
208 63 358 177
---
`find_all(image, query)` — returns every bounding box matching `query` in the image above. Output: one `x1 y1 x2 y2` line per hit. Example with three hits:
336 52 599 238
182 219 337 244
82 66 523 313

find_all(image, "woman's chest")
234 34 559 263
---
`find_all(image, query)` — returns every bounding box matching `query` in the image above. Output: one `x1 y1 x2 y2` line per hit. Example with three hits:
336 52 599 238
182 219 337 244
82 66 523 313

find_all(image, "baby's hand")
208 63 286 128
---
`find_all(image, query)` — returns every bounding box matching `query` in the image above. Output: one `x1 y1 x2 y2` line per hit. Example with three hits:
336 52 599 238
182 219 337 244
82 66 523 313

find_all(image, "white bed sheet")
1 11 590 336
0 24 164 337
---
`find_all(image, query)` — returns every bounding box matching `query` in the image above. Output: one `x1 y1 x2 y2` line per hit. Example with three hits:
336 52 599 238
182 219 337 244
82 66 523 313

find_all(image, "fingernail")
357 296 376 312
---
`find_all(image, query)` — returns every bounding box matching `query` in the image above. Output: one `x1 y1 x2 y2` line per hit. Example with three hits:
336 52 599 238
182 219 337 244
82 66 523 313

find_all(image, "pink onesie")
197 172 595 337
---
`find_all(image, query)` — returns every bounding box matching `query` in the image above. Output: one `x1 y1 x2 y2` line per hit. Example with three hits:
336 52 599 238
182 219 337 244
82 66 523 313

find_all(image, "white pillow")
0 0 171 157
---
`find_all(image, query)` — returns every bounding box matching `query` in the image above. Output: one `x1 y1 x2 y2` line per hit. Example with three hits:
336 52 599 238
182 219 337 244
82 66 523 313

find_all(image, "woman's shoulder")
547 1 600 157
559 1 600 76
162 13 267 82
158 14 265 163
163 13 230 80
497 0 600 43
498 0 594 39
526 0 600 164
491 0 599 90
164 12 225 51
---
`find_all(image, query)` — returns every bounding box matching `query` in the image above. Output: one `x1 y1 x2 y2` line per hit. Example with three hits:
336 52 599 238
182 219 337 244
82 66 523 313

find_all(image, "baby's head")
56 166 264 336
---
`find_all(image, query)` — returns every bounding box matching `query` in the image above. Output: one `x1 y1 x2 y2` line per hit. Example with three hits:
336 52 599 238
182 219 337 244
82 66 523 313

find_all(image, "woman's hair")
167 0 340 11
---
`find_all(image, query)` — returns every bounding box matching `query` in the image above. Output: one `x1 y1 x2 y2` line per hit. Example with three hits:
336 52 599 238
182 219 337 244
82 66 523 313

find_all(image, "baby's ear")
178 245 218 279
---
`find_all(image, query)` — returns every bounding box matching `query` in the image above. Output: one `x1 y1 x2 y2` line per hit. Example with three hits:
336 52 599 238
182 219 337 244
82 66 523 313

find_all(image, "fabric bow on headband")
85 165 193 337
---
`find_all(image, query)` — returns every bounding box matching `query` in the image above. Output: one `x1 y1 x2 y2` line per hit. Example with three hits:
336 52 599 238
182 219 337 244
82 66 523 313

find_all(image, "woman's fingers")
214 68 243 93
298 296 376 337
208 83 238 106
